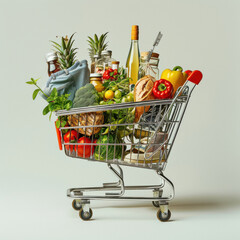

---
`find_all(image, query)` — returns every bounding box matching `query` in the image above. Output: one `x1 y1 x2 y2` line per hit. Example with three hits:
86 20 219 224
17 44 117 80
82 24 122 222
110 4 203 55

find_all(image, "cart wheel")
72 200 82 211
152 201 160 208
79 208 93 221
157 209 171 222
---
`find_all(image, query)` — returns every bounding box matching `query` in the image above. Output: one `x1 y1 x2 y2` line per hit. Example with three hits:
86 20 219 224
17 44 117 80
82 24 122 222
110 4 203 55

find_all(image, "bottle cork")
131 25 139 40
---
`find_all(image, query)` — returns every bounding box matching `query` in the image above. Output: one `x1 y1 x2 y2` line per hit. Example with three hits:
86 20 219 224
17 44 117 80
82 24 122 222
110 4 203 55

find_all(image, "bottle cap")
131 25 139 40
45 52 58 62
112 61 120 64
101 50 110 55
94 54 100 58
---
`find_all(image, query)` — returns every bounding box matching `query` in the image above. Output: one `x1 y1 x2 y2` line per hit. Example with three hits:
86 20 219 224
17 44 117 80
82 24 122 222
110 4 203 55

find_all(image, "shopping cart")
55 70 203 221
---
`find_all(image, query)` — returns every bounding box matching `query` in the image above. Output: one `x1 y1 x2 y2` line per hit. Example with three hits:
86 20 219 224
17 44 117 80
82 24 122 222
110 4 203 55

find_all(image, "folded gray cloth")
41 60 90 101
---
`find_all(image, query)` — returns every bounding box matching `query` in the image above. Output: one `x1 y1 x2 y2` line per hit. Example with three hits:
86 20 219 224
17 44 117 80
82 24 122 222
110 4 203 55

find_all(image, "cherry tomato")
127 95 134 102
105 90 114 99
111 85 118 91
114 90 122 99
121 97 128 103
63 130 78 152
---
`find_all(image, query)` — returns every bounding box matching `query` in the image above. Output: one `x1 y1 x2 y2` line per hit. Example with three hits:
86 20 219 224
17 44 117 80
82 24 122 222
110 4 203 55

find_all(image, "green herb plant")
26 78 72 128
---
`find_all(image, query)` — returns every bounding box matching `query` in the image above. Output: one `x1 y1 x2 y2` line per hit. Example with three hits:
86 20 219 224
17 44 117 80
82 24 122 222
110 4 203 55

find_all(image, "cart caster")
79 208 93 221
72 199 82 211
157 209 171 222
152 201 160 208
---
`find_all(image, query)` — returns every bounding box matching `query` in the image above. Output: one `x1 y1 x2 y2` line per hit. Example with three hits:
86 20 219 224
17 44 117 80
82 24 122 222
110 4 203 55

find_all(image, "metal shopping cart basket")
55 70 203 221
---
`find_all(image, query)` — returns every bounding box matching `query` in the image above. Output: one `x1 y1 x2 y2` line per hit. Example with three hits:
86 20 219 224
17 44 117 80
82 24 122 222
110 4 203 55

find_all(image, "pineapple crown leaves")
51 33 78 69
87 32 108 60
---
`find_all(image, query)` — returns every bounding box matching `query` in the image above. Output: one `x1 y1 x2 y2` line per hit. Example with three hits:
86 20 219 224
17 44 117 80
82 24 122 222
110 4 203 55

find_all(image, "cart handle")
187 70 203 85
144 70 203 160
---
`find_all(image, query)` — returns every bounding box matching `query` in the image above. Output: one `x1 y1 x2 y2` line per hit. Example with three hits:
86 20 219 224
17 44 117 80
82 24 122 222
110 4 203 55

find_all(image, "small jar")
45 52 61 77
90 73 105 92
111 61 120 70
101 50 116 70
139 52 160 80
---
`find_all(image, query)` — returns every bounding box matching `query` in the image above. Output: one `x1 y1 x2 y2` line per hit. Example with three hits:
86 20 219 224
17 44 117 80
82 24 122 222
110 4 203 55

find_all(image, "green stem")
34 83 49 98
172 66 183 72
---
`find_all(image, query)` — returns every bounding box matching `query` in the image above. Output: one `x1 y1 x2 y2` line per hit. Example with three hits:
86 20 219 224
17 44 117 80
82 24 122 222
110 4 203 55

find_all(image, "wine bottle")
126 25 140 85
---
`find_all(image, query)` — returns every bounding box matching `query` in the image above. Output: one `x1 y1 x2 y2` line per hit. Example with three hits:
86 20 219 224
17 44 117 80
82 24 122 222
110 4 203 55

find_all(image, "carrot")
55 121 63 150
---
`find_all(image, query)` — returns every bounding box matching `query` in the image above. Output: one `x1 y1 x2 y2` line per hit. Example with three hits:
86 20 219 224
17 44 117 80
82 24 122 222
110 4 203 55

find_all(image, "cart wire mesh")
55 81 195 171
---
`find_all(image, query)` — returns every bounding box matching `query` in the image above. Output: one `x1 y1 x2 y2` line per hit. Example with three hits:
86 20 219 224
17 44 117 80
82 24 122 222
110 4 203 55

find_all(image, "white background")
1 0 240 239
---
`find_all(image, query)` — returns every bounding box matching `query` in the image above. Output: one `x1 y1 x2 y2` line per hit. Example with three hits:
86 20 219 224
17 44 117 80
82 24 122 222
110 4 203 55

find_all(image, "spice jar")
45 52 61 77
90 73 105 92
111 61 120 70
139 52 159 80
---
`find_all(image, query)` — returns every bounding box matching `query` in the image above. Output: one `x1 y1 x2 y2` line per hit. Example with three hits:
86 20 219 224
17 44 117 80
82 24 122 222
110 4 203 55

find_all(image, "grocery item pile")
26 25 195 163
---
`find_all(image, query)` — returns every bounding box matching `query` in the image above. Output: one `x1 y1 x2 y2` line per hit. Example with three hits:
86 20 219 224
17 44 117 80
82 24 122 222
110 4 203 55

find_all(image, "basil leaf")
43 105 50 115
32 89 40 100
26 81 34 85
50 88 58 97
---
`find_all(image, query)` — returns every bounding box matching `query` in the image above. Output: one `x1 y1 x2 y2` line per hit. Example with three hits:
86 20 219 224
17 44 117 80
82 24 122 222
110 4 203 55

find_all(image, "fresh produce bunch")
94 131 124 161
98 67 134 104
87 32 108 61
51 33 77 69
102 68 118 81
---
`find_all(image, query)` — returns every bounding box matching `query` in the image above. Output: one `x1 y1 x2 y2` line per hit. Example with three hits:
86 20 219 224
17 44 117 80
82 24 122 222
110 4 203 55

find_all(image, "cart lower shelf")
67 164 174 221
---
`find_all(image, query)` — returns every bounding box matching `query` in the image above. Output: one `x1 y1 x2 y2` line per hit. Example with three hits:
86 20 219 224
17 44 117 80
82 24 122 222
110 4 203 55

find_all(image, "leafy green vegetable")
94 133 123 161
72 83 99 108
26 78 72 122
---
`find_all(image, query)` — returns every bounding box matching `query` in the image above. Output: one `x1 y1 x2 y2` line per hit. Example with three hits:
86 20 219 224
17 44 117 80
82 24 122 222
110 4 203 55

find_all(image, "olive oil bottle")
126 25 140 85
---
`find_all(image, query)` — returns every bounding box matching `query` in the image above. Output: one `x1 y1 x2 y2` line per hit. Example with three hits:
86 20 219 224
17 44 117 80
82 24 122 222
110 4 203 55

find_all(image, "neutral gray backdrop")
1 0 239 239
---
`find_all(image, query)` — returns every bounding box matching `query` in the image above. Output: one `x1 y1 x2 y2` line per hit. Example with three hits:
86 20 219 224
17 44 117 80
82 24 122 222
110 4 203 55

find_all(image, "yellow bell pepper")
161 66 188 96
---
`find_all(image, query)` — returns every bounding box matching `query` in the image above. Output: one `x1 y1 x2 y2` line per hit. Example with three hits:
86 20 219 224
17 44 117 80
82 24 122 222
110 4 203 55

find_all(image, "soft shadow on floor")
92 196 240 211
171 196 240 212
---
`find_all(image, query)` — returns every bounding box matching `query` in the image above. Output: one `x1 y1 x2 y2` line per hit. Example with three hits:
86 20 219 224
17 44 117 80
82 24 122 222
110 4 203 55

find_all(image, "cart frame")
55 71 202 221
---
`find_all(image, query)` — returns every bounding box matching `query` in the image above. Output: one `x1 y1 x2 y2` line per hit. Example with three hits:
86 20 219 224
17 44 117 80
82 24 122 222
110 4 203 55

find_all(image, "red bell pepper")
152 79 173 99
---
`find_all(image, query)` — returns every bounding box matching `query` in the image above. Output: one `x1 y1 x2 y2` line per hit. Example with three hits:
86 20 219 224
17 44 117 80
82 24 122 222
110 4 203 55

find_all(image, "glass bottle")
91 54 100 73
126 25 140 85
95 54 104 74
139 52 159 80
45 52 61 77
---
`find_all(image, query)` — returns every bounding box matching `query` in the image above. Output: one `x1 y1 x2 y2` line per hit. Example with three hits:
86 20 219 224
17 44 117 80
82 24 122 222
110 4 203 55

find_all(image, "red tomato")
75 137 95 158
113 69 118 75
63 130 78 152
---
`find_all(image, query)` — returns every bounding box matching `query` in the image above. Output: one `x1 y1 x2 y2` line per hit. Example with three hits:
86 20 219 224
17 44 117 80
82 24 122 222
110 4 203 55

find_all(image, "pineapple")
51 33 77 69
87 32 108 61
